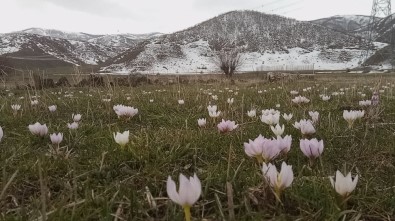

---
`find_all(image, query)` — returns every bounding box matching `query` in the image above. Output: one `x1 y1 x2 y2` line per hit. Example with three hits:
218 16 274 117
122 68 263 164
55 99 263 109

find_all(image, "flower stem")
256 155 264 164
342 197 348 211
309 158 315 167
274 187 282 203
183 206 191 221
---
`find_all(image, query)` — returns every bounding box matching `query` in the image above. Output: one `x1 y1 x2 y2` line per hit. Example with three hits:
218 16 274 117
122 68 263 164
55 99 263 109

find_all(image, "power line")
263 0 305 13
262 0 289 7
280 7 303 15
252 0 288 10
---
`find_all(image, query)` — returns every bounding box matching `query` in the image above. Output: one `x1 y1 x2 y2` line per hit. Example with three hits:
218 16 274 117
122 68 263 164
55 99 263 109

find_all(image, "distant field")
0 73 394 220
1 67 394 88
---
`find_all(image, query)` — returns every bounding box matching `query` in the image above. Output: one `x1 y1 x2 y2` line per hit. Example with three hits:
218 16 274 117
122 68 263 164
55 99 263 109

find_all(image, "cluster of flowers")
343 110 364 129
6 85 383 221
27 113 81 137
207 105 220 118
244 134 292 163
292 96 310 104
243 107 341 204
260 109 281 125
113 105 139 118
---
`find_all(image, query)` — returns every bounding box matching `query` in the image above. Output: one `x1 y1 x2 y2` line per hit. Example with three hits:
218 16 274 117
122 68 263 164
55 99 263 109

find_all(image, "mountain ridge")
102 10 370 73
14 27 163 41
1 10 393 73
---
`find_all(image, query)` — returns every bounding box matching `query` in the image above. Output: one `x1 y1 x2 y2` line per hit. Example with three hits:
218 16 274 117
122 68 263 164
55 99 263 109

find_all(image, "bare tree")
215 49 243 78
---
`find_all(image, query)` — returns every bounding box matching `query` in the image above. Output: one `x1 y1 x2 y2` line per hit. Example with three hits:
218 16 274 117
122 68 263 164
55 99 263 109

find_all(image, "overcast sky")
0 0 392 34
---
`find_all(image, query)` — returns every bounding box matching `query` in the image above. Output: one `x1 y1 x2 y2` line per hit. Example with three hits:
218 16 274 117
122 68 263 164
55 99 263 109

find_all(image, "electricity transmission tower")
361 0 392 67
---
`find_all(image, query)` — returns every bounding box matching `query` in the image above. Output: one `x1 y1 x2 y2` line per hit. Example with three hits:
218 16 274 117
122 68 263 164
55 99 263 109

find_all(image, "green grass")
0 74 394 220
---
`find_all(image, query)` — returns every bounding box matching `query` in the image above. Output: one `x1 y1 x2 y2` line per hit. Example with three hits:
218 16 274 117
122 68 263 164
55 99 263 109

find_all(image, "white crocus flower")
11 104 21 111
167 174 201 221
292 96 310 104
209 110 221 118
50 133 63 145
260 113 280 125
28 122 48 137
247 109 256 118
343 110 364 128
217 119 238 133
227 98 234 105
321 95 331 101
207 105 217 113
270 124 285 136
308 111 319 123
262 162 294 200
329 171 358 198
113 105 139 118
67 122 79 130
197 118 206 127
48 105 57 112
359 100 372 106
277 135 292 154
113 131 129 147
294 119 316 136
72 114 82 122
282 113 293 122
31 100 39 106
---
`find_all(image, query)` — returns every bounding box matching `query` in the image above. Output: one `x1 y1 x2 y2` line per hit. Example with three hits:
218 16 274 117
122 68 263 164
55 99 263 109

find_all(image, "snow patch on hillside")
246 48 360 71
0 46 20 55
146 48 361 73
0 35 22 55
105 40 390 74
147 40 217 74
105 40 386 74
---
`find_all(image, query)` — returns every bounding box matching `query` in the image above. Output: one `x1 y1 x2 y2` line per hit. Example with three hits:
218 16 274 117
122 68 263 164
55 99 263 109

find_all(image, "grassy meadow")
0 73 394 220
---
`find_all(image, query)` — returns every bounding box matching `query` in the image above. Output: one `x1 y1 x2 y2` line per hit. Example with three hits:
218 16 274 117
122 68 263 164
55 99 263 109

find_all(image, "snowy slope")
19 28 100 41
0 28 163 66
1 12 392 72
102 10 371 74
0 34 21 55
311 15 372 33
103 40 387 74
0 33 116 65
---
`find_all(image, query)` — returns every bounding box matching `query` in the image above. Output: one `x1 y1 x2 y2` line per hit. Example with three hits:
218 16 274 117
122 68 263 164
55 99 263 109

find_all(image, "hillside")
166 11 360 51
1 11 392 73
372 14 395 43
19 28 162 45
0 29 162 70
363 15 395 66
311 15 372 34
311 14 395 43
88 33 162 49
0 33 117 66
310 14 395 67
102 10 371 73
19 28 101 42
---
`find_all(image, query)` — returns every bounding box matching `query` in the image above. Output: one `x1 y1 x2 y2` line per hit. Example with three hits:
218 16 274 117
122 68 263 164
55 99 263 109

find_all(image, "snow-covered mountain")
0 28 163 67
19 28 162 43
310 14 395 44
102 10 377 73
0 33 118 65
19 28 101 42
312 14 395 67
1 11 392 73
371 14 395 43
88 33 162 49
311 15 373 33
